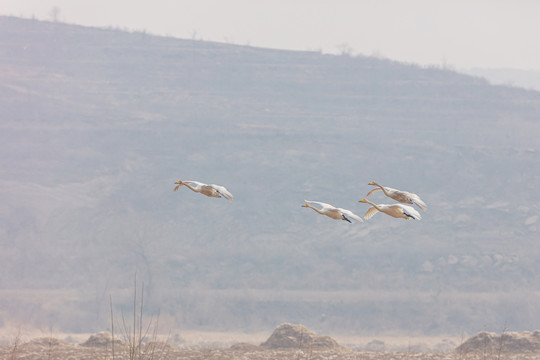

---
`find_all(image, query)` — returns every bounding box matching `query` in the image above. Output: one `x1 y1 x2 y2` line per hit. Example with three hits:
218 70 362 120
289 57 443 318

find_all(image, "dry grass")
2 340 540 360
109 274 170 360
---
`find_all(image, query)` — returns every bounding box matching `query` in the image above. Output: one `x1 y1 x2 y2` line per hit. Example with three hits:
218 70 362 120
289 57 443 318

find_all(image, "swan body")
366 181 427 212
359 198 421 220
174 180 234 202
302 200 363 223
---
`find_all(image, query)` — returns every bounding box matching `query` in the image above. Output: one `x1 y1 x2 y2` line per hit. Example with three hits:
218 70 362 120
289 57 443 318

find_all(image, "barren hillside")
0 16 539 336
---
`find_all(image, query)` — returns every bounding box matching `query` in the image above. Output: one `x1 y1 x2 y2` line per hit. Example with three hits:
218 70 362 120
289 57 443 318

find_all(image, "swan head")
301 203 309 208
359 198 367 203
175 180 183 185
368 181 376 185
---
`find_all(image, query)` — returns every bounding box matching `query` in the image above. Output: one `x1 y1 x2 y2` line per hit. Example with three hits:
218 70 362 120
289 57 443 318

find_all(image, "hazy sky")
2 0 540 71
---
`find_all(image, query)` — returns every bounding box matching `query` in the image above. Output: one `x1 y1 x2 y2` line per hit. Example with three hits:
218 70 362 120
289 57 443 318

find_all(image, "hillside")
0 16 539 336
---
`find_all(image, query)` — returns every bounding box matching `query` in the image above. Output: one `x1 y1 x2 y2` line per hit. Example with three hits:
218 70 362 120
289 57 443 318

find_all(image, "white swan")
359 198 422 220
366 181 427 212
174 180 233 202
302 200 363 223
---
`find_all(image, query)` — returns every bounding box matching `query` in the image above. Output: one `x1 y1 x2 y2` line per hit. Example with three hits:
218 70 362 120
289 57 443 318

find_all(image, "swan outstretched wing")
398 204 422 220
304 200 335 209
363 207 380 220
365 188 381 198
407 193 427 212
211 184 234 202
186 180 204 185
338 208 364 223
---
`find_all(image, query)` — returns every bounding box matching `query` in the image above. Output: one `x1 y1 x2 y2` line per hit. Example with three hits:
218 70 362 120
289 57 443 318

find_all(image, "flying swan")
174 180 234 202
366 181 427 212
302 200 364 223
359 198 422 220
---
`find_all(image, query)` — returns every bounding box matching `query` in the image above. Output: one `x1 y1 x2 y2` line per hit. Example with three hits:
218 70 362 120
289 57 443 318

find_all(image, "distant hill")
463 67 540 92
1 16 539 336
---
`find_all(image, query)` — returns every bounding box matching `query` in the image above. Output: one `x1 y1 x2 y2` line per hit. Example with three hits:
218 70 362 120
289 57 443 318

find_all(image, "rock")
365 339 386 352
81 332 124 347
457 330 540 354
260 323 344 350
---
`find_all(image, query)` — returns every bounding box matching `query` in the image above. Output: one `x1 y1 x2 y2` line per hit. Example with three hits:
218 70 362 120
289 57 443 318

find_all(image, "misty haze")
1 15 540 358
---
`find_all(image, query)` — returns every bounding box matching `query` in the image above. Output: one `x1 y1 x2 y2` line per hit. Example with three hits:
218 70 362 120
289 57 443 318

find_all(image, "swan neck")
377 184 390 196
183 183 198 192
308 204 324 214
364 199 381 210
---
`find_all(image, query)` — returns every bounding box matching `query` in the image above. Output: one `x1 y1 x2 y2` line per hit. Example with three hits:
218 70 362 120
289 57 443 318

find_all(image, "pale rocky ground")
1 324 540 360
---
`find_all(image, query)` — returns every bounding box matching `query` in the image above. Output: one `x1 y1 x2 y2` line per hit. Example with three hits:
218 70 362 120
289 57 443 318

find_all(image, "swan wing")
407 193 427 212
304 200 335 210
211 184 234 202
338 208 364 223
363 206 380 220
365 188 381 198
388 190 412 203
183 181 202 184
397 204 422 220
389 189 427 211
